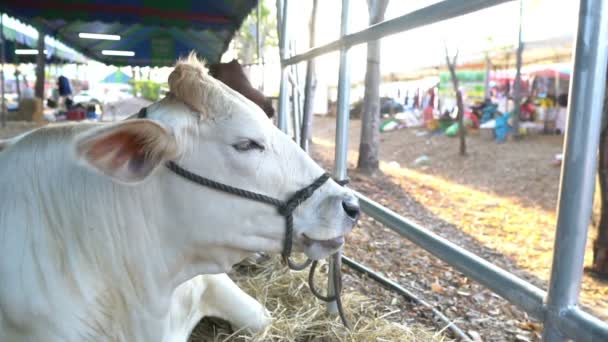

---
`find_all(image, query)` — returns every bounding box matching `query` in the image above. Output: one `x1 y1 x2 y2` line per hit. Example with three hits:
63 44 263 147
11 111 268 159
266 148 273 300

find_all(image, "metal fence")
276 0 608 341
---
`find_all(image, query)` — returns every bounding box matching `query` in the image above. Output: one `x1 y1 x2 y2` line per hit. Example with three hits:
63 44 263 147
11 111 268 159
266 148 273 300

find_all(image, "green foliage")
439 70 486 84
233 0 278 63
131 81 163 101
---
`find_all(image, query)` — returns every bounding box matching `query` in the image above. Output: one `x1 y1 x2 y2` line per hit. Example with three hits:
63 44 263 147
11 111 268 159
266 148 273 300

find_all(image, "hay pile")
190 256 446 342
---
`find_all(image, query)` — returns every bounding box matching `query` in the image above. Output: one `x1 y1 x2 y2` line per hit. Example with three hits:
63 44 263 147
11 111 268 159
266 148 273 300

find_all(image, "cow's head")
73 55 358 273
208 59 275 118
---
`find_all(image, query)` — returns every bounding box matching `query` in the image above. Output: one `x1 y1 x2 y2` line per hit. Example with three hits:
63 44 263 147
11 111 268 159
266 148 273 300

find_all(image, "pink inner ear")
87 131 147 169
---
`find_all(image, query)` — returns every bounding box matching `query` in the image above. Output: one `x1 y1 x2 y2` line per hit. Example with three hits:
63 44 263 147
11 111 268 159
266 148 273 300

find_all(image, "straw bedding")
190 256 446 342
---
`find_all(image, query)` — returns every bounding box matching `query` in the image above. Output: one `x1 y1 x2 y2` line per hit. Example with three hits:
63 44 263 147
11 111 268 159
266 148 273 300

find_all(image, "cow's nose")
342 196 360 221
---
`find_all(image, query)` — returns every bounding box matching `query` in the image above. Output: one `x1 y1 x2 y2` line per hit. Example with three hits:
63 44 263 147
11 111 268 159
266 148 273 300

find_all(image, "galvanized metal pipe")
542 0 608 340
328 0 351 315
356 191 608 341
333 0 351 182
277 0 290 133
559 307 608 341
355 191 547 319
0 13 5 128
283 0 513 66
290 78 301 144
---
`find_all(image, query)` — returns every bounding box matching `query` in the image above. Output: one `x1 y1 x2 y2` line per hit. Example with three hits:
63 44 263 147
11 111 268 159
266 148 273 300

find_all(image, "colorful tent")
529 68 570 79
2 0 258 66
102 70 131 84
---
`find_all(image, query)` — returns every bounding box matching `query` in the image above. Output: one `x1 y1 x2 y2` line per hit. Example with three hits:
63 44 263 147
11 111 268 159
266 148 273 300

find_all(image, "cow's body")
0 56 357 341
0 124 269 341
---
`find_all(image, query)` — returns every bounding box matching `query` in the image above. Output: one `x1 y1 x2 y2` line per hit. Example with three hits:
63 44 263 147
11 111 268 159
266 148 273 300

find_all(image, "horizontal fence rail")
356 192 608 342
355 191 546 320
283 0 514 66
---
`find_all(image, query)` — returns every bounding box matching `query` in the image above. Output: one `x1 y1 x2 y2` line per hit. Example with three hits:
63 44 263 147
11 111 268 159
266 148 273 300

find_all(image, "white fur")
0 58 357 341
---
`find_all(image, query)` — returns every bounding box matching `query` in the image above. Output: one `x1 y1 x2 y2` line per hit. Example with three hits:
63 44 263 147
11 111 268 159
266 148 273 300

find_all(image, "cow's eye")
233 139 265 152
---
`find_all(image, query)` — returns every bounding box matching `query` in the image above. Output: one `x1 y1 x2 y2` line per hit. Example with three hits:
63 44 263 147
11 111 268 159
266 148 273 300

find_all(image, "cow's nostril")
342 198 360 221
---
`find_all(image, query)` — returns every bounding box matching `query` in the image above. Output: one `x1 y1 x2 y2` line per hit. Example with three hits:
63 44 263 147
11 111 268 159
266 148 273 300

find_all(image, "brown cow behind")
208 59 275 118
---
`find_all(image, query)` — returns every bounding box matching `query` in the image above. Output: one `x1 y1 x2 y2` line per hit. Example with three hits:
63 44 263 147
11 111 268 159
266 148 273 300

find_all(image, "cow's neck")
60 159 279 330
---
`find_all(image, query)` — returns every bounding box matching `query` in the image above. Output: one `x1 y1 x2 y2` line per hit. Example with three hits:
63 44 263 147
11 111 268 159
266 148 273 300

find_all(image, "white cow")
0 56 359 341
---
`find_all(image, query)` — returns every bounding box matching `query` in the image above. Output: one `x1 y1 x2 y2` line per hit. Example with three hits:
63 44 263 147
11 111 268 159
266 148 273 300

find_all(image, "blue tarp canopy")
2 0 258 66
1 13 88 64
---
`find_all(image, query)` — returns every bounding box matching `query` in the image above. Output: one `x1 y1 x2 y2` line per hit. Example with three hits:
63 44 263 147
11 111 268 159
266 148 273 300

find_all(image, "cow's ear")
74 119 178 184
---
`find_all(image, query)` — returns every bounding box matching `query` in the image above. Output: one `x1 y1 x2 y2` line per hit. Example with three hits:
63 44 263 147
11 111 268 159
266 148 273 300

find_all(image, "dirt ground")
310 115 607 341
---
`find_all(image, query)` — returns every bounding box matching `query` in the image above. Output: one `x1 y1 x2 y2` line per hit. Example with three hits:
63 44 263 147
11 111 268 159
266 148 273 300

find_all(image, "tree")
34 29 46 99
233 0 278 65
357 0 389 174
445 47 466 156
592 70 608 277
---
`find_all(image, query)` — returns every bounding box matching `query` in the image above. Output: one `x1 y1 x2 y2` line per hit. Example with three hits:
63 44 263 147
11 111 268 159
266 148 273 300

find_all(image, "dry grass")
190 257 447 342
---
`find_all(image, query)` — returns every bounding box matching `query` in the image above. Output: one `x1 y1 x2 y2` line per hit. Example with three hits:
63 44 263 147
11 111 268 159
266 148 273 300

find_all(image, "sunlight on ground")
313 137 608 317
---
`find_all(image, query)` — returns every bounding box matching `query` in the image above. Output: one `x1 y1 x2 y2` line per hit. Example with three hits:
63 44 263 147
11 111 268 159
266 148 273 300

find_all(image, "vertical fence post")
0 13 6 128
290 77 301 143
333 0 351 181
277 0 290 133
542 0 608 340
327 0 351 315
300 0 319 152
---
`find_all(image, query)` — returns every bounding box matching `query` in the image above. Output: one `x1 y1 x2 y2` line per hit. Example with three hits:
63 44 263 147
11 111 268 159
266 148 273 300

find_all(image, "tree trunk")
512 0 524 138
300 0 319 152
456 89 466 155
592 71 608 277
35 30 46 99
445 49 466 156
14 70 21 102
357 0 389 174
484 55 491 99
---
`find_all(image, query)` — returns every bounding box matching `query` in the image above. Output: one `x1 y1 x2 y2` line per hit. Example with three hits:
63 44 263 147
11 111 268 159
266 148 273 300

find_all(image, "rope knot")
277 204 290 216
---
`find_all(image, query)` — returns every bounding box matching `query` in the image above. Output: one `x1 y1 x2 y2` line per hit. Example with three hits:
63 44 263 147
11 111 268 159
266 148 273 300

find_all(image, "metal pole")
357 191 546 319
542 0 608 340
512 0 523 138
290 39 302 144
290 80 301 144
256 0 261 65
300 0 319 152
283 0 513 66
333 0 351 181
328 0 351 315
0 13 6 128
277 0 290 133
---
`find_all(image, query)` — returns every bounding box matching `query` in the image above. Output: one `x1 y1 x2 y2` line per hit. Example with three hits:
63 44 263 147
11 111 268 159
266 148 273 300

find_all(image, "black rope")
166 161 282 208
166 161 330 267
